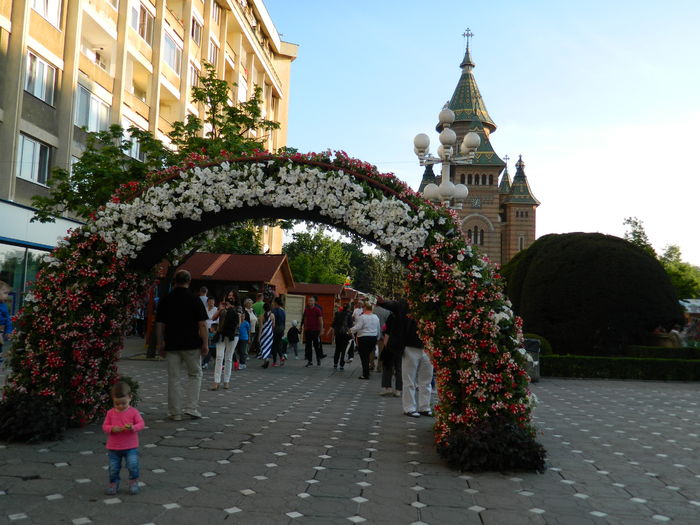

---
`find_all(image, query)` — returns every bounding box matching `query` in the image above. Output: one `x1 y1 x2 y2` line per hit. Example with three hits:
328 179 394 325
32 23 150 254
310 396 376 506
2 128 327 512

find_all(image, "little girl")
102 381 145 495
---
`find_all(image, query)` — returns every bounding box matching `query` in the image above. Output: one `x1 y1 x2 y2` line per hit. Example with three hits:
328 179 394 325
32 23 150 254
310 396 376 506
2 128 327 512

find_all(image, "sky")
264 0 700 264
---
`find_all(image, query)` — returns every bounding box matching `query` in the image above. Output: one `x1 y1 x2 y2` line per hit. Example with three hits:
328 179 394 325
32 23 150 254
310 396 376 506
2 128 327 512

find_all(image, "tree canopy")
502 232 684 355
623 217 700 299
282 228 350 285
31 63 280 255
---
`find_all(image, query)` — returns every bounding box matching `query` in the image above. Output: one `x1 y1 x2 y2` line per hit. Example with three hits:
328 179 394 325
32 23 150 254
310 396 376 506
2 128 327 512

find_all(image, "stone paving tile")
2 339 700 524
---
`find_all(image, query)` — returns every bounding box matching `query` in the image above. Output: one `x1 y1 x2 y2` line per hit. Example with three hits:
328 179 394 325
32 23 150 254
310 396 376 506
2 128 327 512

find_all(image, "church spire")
499 154 512 194
444 28 497 133
504 155 540 206
460 28 475 68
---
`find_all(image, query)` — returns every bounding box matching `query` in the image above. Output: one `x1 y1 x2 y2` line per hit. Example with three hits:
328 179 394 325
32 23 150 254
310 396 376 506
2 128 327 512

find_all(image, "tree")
283 228 350 284
502 233 684 355
30 63 281 253
365 250 406 299
660 245 700 299
623 216 657 258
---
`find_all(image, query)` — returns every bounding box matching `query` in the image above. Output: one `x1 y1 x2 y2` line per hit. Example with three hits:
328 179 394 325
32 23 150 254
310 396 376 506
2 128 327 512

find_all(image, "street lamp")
414 105 481 209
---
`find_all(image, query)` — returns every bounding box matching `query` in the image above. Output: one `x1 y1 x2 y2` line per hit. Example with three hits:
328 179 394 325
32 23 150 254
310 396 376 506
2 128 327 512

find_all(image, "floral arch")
0 151 544 471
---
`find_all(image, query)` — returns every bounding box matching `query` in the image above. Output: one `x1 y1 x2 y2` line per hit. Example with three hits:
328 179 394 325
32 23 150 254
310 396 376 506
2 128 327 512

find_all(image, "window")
130 3 154 45
489 174 494 185
212 2 221 25
481 174 487 185
189 63 200 88
122 120 145 161
16 134 51 185
25 52 56 105
518 236 526 251
31 0 61 27
208 41 219 65
191 18 202 45
467 226 484 246
163 34 182 75
75 85 110 132
467 174 472 185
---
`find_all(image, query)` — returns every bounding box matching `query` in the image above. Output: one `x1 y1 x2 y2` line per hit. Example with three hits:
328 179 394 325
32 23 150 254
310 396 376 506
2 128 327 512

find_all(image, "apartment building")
0 0 297 308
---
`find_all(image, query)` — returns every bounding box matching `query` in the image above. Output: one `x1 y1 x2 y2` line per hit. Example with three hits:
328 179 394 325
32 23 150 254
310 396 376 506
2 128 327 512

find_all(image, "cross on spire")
463 28 474 45
503 154 510 164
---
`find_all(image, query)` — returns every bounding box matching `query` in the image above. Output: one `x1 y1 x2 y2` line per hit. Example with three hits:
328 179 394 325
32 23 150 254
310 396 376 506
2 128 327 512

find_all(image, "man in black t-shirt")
156 270 209 421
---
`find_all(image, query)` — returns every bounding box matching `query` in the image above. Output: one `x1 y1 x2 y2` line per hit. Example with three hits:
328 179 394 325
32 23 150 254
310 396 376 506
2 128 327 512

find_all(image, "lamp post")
413 105 480 209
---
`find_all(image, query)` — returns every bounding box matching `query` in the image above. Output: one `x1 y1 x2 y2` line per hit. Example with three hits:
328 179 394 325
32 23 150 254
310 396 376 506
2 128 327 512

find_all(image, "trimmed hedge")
542 355 700 381
624 345 700 360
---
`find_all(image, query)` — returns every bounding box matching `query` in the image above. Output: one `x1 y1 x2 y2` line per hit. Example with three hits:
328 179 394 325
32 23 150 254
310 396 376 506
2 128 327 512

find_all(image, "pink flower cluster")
4 231 148 427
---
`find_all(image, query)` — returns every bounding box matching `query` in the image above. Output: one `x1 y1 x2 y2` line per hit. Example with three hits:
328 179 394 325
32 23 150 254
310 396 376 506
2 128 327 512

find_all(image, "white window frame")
25 52 56 105
191 17 202 46
16 134 51 186
208 40 219 66
189 63 200 89
212 2 221 25
74 85 111 133
130 3 154 45
163 33 182 75
31 0 61 27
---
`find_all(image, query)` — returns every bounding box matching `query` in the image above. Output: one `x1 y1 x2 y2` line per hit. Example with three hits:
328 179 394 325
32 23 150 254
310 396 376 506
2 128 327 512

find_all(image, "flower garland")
1 152 542 469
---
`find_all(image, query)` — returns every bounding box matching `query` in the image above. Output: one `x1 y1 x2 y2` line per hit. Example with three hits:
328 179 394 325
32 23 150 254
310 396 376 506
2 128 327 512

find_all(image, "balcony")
158 115 174 136
164 7 184 40
85 0 118 30
79 52 114 92
124 91 150 120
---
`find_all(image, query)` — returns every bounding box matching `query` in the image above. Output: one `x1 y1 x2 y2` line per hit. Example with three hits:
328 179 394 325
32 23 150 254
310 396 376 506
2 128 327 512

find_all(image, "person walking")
301 296 324 367
211 299 240 390
287 320 300 359
102 381 145 495
349 301 380 380
260 302 275 368
236 312 251 369
331 302 351 370
379 298 407 397
156 270 208 420
251 293 265 356
401 314 433 417
243 298 258 359
271 296 286 366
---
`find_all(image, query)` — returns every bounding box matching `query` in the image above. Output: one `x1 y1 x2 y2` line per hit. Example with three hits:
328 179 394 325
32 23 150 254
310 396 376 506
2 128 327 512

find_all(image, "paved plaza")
1 338 699 524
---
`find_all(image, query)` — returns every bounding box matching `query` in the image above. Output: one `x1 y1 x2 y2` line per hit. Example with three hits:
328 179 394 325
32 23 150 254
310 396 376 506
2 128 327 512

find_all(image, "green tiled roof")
418 164 437 193
499 166 511 194
503 156 540 206
465 119 505 167
447 45 497 132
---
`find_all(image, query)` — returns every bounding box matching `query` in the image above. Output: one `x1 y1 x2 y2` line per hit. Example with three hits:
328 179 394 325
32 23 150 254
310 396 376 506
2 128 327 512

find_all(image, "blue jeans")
108 448 140 485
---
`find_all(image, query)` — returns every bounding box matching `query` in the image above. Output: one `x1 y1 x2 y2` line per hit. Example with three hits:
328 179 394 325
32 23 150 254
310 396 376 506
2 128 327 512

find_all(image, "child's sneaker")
129 480 140 495
105 483 117 495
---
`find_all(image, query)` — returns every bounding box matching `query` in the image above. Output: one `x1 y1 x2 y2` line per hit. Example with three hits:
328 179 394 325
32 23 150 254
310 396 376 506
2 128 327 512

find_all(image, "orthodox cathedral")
419 33 539 266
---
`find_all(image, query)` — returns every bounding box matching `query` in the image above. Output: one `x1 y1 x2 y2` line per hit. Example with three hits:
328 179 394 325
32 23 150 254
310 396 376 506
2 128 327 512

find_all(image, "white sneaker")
184 409 202 419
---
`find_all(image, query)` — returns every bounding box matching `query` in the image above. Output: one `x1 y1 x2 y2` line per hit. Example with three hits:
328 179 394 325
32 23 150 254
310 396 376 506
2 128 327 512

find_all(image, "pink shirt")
102 407 145 450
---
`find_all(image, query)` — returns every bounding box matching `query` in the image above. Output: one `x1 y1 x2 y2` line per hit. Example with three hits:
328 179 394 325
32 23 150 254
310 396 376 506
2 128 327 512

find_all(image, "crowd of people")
154 270 436 428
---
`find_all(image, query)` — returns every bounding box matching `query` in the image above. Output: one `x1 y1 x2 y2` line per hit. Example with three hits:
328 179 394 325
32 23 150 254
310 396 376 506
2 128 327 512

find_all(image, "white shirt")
206 306 218 329
350 313 380 339
246 307 258 333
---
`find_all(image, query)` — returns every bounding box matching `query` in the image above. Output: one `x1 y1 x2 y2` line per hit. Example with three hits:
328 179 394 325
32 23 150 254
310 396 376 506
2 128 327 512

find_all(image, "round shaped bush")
503 233 684 356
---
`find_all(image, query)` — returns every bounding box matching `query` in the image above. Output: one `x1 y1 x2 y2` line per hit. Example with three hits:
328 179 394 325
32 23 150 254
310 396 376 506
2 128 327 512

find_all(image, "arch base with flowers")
0 152 545 471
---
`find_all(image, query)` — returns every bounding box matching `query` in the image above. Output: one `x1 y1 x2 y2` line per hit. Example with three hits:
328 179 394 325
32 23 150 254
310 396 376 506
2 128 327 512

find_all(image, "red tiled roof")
288 282 344 296
178 253 293 284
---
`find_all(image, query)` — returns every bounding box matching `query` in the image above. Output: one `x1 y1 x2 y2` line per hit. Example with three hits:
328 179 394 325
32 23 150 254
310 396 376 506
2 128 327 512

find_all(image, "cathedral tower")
422 30 539 265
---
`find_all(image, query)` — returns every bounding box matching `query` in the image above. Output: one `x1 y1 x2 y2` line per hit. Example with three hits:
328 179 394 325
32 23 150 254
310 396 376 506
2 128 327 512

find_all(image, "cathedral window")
489 174 494 185
518 236 526 251
467 174 472 185
481 174 487 185
460 174 465 184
